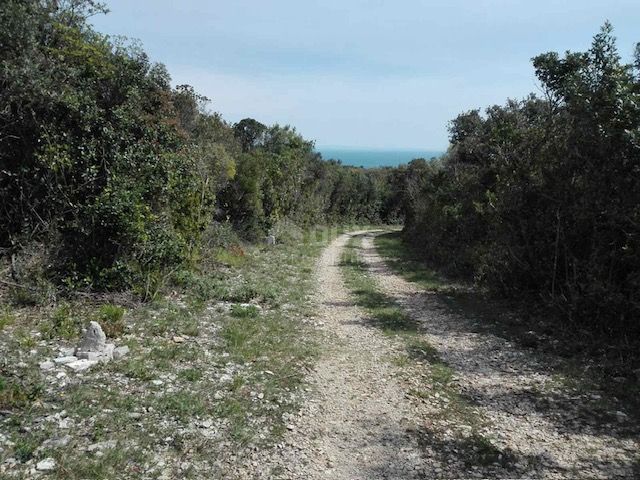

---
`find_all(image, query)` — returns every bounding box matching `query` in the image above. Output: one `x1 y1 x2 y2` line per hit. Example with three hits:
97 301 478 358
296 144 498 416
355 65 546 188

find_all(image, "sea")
318 147 444 168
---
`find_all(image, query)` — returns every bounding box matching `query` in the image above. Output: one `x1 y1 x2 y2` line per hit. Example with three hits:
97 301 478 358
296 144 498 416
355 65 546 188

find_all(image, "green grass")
96 304 125 338
40 303 82 339
230 303 260 318
374 231 451 291
0 306 15 331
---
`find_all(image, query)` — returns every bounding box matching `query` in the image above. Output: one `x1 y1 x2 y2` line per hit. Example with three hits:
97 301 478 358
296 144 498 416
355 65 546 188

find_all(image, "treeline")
0 0 398 296
401 24 640 337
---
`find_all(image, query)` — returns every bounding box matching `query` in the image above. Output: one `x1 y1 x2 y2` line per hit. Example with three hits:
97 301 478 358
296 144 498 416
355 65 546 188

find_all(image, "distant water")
318 147 444 168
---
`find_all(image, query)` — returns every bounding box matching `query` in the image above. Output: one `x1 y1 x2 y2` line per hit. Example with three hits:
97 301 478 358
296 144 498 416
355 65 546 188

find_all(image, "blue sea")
318 147 444 168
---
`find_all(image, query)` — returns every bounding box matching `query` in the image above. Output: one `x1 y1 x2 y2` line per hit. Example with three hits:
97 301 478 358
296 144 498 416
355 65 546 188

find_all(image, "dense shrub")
0 0 217 293
0 1 398 296
402 24 640 336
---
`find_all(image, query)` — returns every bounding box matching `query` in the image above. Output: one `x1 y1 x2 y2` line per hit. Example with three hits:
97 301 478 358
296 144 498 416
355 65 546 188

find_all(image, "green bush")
402 24 640 337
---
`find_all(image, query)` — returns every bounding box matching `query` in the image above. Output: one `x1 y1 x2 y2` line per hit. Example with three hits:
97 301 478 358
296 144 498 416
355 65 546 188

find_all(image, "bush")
402 24 640 337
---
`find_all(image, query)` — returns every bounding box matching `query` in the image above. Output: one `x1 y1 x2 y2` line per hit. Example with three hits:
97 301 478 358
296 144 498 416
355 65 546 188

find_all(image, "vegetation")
399 24 640 341
0 0 399 300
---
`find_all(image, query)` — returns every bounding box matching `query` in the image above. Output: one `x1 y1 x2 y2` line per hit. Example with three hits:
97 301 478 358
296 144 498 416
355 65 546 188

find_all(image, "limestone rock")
36 458 56 471
65 359 98 372
86 440 117 453
53 356 77 365
113 345 130 360
76 321 106 354
75 321 115 361
39 361 54 371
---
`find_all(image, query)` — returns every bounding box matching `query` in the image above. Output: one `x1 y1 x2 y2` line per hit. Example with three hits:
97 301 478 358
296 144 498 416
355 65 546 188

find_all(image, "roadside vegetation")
375 231 640 424
0 225 346 478
396 24 640 357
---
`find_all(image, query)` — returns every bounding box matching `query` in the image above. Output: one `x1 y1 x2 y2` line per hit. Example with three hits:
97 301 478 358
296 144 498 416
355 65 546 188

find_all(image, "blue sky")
92 1 640 150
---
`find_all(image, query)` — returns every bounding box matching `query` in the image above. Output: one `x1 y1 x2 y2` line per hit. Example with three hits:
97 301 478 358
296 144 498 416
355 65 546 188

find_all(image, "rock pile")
40 321 129 373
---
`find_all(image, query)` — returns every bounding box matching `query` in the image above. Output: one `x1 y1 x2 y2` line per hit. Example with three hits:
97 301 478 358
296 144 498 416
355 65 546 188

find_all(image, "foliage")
97 304 126 337
0 1 224 293
402 24 640 336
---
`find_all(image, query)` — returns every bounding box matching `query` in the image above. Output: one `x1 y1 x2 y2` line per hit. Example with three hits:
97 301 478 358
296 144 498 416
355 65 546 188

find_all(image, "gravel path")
279 231 428 479
359 232 639 479
242 231 639 479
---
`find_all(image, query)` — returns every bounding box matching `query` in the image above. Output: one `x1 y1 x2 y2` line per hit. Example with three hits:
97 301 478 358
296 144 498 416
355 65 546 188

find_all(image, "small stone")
59 347 75 357
58 418 73 429
152 379 164 386
53 356 78 365
265 235 276 246
113 346 129 360
42 435 72 449
615 411 628 423
286 424 295 431
36 458 56 471
86 440 117 452
172 336 185 343
76 321 106 354
101 343 115 361
39 361 55 371
65 359 98 372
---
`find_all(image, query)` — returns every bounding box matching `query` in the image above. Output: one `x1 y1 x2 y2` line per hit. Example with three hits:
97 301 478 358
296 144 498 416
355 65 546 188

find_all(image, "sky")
91 0 640 150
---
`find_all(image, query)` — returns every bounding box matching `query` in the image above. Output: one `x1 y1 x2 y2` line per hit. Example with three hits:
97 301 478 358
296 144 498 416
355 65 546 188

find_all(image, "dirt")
238 231 639 479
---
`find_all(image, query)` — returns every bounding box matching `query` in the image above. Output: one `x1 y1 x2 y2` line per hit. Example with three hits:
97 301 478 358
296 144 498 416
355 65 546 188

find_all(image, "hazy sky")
92 1 640 150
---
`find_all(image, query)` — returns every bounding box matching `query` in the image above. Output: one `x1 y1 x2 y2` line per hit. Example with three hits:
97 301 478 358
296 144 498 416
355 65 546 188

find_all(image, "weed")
230 304 260 318
119 358 154 381
155 391 208 420
374 232 451 291
0 306 15 331
178 368 203 382
41 303 81 339
97 304 125 338
0 373 43 410
215 247 247 267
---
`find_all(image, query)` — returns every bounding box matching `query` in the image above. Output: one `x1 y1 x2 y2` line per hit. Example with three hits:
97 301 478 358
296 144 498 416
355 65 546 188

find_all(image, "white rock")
76 351 100 361
86 440 117 452
39 361 55 371
58 418 73 429
101 343 115 361
53 356 77 365
42 435 72 449
113 345 130 360
36 458 56 471
152 379 164 386
76 321 106 353
65 359 98 372
59 347 75 356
